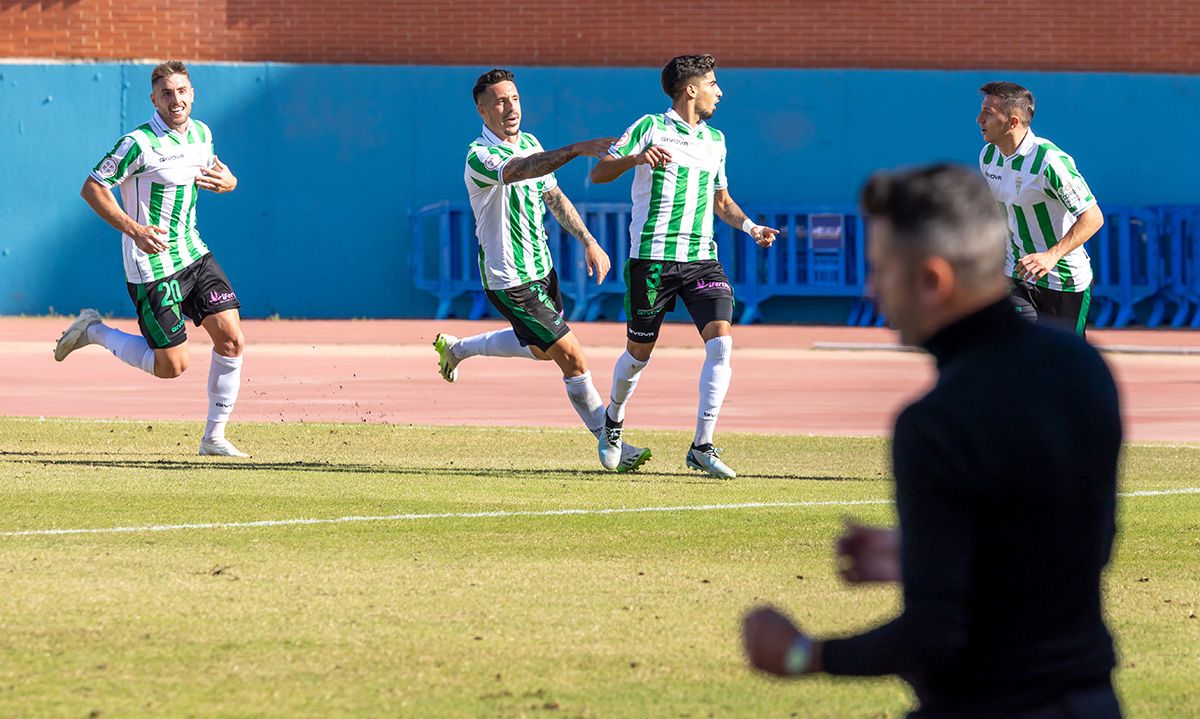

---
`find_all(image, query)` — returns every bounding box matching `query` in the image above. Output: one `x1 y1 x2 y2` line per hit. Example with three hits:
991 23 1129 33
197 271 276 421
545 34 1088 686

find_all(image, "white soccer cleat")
54 308 102 362
433 333 461 383
199 437 250 458
617 442 652 474
686 443 736 479
598 417 623 470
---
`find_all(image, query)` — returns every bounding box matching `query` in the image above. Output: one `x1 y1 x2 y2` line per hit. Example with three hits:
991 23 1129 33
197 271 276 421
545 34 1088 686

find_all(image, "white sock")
87 322 156 375
204 350 243 441
452 329 535 361
694 336 733 447
607 350 649 423
563 371 607 437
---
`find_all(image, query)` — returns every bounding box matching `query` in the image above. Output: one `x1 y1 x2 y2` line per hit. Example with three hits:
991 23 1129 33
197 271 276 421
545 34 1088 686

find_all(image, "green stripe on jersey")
506 185 531 284
147 183 168 279
663 166 690 259
688 170 711 262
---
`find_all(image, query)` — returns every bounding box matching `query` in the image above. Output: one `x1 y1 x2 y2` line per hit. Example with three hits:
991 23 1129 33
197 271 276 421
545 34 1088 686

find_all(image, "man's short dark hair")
661 54 716 100
979 81 1035 123
150 60 189 89
473 68 515 103
860 164 1007 285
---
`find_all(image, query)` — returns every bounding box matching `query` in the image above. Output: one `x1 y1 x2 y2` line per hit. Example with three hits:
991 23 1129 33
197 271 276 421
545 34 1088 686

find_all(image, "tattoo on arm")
502 147 577 184
714 191 750 229
543 187 597 246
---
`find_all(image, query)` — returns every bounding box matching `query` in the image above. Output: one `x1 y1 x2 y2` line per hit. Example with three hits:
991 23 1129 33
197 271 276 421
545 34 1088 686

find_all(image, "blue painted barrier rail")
410 202 1200 328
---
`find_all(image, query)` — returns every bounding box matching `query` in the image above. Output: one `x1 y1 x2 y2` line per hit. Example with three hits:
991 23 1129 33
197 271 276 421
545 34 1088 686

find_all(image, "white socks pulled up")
204 350 243 441
694 336 733 447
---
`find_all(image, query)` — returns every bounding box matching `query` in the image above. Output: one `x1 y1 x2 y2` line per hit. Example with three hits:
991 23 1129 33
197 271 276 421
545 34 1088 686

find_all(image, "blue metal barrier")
739 207 868 324
1150 207 1200 328
1088 207 1160 328
412 201 1200 327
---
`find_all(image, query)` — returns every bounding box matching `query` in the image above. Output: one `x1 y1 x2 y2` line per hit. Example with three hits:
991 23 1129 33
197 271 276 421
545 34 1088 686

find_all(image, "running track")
2 318 1198 442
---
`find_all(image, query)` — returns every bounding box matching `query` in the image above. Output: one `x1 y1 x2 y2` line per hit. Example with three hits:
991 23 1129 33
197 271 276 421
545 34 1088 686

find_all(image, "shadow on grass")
0 452 875 483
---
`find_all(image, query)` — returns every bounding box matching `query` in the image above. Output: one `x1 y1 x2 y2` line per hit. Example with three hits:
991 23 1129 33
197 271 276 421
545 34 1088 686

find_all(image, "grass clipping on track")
0 418 1197 718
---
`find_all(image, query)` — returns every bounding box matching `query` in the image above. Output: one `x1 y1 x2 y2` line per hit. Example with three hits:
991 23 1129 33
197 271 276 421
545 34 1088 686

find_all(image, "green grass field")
1 417 1197 718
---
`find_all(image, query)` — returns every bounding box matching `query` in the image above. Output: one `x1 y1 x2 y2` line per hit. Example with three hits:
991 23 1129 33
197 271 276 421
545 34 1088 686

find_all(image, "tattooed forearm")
714 190 750 229
543 187 597 246
502 148 578 184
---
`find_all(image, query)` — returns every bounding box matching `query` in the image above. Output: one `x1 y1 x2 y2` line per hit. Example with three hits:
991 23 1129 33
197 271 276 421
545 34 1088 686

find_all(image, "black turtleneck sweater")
822 299 1122 718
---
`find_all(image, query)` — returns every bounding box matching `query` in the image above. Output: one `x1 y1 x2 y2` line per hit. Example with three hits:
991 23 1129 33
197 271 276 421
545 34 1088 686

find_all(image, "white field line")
3 489 1198 538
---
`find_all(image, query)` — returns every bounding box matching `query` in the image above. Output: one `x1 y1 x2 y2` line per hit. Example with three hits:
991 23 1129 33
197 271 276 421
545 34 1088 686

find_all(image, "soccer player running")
590 54 777 479
977 81 1104 336
434 68 652 473
55 61 249 457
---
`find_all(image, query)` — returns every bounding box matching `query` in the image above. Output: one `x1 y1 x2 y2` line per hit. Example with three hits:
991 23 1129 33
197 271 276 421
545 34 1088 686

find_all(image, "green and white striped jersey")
979 129 1097 292
464 126 558 290
609 109 728 263
90 112 216 284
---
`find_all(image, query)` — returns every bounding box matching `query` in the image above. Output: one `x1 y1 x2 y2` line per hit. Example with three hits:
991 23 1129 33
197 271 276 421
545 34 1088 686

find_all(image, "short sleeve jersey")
464 126 558 290
89 112 215 284
608 109 727 263
979 129 1097 292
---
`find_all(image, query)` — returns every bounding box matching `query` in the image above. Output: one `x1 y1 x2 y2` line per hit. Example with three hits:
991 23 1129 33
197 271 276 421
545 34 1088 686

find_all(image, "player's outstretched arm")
715 189 779 248
543 186 610 284
80 177 168 253
503 137 615 184
589 146 672 184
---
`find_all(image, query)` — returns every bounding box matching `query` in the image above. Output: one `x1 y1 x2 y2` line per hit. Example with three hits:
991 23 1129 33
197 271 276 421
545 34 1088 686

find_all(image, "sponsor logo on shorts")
628 329 656 338
209 290 237 304
636 307 664 317
553 311 564 327
694 279 731 293
170 318 186 332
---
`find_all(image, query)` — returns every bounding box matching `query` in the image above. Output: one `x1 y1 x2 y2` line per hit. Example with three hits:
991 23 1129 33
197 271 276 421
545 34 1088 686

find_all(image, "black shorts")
624 259 734 342
126 253 241 349
1009 281 1092 338
485 269 571 352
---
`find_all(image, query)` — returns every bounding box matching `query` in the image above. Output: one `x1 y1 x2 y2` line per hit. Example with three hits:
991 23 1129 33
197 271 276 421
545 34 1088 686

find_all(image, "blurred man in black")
741 164 1123 719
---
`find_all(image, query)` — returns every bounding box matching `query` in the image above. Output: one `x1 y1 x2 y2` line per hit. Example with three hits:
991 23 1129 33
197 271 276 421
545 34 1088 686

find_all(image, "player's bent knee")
154 357 188 378
216 332 246 357
627 341 655 362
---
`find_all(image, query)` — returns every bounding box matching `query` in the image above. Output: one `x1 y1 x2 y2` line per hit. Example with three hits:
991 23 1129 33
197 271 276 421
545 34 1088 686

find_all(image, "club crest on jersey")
1014 176 1023 192
98 157 119 178
616 130 631 149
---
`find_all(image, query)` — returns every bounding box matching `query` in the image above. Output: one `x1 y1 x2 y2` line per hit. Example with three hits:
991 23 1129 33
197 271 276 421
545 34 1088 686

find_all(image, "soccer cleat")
617 443 652 474
198 437 250 458
54 308 102 362
433 333 461 383
686 443 736 479
598 412 623 470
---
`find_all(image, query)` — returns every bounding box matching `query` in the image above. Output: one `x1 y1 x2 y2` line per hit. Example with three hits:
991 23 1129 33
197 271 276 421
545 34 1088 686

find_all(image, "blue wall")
2 62 1197 317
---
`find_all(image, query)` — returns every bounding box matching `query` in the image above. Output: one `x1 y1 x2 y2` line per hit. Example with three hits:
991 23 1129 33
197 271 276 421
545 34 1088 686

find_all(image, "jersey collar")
150 111 193 138
1004 127 1038 161
665 108 704 134
480 124 521 147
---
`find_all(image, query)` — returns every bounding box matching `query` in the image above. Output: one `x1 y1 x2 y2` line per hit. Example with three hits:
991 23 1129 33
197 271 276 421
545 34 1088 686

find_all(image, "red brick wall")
2 0 1197 72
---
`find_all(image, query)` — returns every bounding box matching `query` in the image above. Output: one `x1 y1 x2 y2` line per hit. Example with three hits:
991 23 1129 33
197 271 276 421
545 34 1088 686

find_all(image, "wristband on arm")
742 217 761 236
